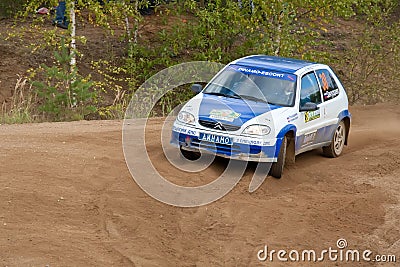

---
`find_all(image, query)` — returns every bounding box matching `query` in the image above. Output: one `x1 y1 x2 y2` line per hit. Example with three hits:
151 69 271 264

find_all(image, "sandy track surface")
0 104 399 266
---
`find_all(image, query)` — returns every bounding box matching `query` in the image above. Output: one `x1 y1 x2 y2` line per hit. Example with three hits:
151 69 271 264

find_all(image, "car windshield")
203 65 297 107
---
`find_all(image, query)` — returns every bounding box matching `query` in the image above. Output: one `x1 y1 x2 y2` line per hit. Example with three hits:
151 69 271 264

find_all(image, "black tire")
322 121 346 158
180 147 201 161
270 136 287 179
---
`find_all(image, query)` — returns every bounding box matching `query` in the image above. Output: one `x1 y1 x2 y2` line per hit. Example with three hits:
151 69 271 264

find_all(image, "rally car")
170 55 351 178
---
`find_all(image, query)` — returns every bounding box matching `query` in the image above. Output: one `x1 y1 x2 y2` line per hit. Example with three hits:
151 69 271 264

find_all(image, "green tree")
32 39 95 121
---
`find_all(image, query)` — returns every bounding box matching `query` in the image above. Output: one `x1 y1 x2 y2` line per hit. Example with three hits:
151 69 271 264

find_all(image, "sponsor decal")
324 88 339 100
229 65 296 82
172 126 197 136
185 105 194 112
233 138 270 146
209 109 241 122
287 113 299 122
199 133 232 145
305 109 320 123
302 131 317 146
172 126 187 134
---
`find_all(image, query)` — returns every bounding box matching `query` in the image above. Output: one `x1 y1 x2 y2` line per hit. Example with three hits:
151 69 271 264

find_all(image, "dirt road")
0 104 399 266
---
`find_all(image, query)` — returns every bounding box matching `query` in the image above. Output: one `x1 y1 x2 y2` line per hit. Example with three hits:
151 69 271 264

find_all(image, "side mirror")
300 102 318 112
191 84 203 94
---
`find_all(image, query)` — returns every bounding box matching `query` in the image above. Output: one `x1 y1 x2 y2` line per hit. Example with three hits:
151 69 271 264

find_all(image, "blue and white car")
170 55 351 178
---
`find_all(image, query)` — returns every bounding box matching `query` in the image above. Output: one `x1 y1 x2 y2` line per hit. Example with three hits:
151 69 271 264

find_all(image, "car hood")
197 93 284 126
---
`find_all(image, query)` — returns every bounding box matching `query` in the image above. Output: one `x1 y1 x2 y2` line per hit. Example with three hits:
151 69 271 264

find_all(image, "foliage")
0 0 25 18
335 20 400 104
90 59 131 119
121 0 399 114
0 76 36 124
32 39 96 121
2 0 399 123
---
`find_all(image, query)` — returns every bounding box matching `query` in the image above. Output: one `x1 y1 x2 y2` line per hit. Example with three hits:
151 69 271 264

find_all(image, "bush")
32 39 96 121
0 0 25 18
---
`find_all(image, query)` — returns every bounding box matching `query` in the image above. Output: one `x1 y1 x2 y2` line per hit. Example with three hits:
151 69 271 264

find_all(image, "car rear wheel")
322 121 346 158
270 136 287 179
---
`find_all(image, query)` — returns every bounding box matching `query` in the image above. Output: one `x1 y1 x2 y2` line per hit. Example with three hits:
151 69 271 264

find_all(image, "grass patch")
0 76 37 124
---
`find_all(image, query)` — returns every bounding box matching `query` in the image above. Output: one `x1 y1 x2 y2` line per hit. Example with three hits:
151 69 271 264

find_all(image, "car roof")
232 55 316 74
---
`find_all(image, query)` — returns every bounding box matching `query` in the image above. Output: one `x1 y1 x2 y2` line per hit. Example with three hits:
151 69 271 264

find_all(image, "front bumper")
170 124 280 163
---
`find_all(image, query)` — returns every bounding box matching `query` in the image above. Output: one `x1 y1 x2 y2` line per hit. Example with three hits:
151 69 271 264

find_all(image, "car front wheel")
270 136 287 179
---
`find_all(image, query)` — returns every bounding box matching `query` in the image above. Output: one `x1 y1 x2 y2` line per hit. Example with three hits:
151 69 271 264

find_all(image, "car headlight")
242 125 271 136
177 111 195 125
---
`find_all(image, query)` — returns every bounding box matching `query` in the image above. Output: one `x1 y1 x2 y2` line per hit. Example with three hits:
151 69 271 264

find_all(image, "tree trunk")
70 1 76 70
69 0 77 107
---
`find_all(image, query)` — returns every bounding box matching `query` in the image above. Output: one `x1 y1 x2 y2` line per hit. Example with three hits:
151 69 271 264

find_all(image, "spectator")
53 1 68 29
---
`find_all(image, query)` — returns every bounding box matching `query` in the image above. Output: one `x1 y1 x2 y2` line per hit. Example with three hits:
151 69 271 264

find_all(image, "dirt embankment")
0 104 399 266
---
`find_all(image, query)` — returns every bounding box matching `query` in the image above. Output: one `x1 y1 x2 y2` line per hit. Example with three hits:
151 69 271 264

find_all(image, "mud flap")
285 136 295 166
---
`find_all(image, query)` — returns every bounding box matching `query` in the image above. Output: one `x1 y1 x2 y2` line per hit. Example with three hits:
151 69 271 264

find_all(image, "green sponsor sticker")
305 109 320 123
209 109 241 122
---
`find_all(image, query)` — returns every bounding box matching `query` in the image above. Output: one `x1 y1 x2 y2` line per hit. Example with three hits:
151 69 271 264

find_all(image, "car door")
315 68 341 142
296 71 325 152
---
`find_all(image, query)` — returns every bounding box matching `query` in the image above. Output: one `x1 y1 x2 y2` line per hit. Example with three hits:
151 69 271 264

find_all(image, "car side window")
315 69 339 101
300 72 322 108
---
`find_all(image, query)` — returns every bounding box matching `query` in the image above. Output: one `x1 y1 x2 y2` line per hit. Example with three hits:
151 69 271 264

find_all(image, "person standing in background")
53 1 68 29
